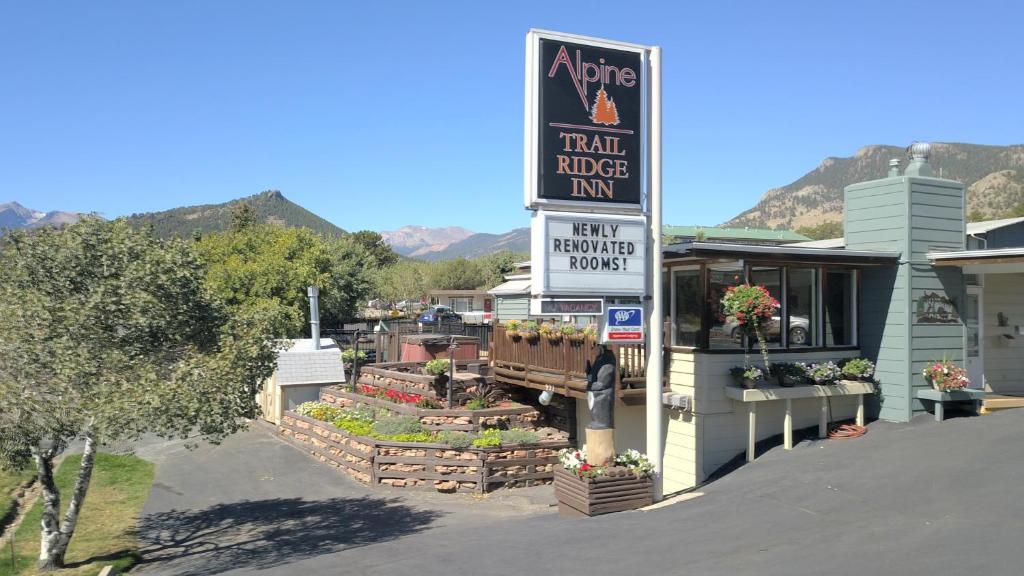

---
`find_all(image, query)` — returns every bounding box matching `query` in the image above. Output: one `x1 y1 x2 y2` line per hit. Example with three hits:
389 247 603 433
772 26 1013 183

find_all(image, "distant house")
428 289 492 316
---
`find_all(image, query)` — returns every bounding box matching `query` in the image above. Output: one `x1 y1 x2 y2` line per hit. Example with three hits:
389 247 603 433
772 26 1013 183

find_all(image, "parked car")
716 315 811 345
418 305 460 324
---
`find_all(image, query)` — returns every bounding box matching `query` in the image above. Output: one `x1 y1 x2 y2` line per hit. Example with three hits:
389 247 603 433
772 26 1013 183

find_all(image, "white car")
716 315 811 345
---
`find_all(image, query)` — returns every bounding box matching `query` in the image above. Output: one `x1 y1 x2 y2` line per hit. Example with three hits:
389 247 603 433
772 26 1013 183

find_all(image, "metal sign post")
644 46 664 501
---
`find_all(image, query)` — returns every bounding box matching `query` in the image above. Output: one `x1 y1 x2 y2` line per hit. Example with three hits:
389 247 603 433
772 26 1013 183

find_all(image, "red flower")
580 463 591 471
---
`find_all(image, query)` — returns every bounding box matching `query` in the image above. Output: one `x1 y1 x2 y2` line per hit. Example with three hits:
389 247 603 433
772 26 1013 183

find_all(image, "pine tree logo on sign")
529 34 643 207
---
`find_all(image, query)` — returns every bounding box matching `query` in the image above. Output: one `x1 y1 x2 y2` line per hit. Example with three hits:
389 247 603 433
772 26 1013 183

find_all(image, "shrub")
415 397 444 409
436 430 475 449
341 348 368 362
841 358 876 380
333 418 373 437
499 429 539 446
371 415 424 437
458 382 506 409
295 401 342 422
424 359 450 376
387 432 435 443
472 428 502 447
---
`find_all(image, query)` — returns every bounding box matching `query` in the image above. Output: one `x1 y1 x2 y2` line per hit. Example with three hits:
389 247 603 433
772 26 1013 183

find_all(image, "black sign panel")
539 299 604 315
538 38 643 205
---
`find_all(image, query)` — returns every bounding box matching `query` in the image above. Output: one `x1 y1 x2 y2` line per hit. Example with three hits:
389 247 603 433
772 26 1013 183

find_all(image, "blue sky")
3 1 1022 233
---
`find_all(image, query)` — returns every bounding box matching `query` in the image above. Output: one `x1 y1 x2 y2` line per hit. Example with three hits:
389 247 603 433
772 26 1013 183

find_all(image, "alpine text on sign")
531 211 646 296
525 30 646 211
601 305 644 344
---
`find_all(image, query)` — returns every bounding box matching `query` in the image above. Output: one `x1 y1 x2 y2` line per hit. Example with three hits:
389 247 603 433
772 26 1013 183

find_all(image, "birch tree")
0 218 279 571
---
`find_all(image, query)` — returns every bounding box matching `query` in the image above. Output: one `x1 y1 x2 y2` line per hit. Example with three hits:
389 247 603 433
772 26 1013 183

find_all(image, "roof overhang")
488 278 531 296
929 247 1024 273
663 241 900 266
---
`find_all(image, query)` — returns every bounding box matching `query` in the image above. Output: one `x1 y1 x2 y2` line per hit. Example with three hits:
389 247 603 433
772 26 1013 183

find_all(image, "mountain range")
723 142 1024 230
8 141 1024 257
0 202 83 230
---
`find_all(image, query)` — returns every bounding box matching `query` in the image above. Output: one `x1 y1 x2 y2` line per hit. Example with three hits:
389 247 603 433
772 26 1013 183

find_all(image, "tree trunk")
34 448 62 572
36 435 98 572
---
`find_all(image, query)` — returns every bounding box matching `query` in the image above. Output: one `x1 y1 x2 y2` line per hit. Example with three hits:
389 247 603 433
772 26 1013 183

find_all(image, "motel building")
494 142 1024 494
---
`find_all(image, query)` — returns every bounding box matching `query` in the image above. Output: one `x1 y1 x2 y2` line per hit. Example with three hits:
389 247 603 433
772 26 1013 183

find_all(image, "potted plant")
730 365 764 389
922 359 970 391
771 362 805 387
841 358 876 382
539 322 562 343
554 447 654 517
522 320 540 342
721 284 780 377
561 324 583 343
341 347 367 371
505 319 523 339
803 361 842 385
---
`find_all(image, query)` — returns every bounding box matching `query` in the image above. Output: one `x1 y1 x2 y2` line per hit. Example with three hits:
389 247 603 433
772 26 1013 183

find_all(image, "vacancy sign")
524 30 646 211
531 210 646 296
602 306 644 344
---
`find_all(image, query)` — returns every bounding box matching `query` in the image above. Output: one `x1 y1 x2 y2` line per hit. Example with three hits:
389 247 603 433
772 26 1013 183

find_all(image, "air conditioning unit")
662 392 691 411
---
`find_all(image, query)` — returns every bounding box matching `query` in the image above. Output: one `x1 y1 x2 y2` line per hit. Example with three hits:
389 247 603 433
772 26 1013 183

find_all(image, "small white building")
257 338 347 425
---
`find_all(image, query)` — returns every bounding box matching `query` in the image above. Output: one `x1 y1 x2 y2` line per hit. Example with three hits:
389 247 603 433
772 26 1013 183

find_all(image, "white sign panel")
531 211 646 296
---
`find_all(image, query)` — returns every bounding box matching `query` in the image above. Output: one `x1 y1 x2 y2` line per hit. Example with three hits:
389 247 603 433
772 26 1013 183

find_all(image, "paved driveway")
137 409 1024 576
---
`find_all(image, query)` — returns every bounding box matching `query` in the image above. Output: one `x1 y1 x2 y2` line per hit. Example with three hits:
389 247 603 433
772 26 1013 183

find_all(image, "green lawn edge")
0 452 154 576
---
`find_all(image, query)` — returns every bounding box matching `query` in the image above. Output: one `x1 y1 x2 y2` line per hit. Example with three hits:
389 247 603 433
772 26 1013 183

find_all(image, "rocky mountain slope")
724 143 1024 229
0 201 83 231
124 190 345 238
379 225 475 258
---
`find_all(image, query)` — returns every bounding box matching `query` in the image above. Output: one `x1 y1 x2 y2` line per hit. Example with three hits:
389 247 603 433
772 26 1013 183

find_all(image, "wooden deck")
490 324 667 405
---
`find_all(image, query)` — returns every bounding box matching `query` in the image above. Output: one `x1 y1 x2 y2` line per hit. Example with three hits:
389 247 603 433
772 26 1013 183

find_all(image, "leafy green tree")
230 200 258 231
372 260 430 306
429 257 482 290
348 230 399 268
474 251 525 289
0 218 278 571
196 225 372 336
795 220 844 240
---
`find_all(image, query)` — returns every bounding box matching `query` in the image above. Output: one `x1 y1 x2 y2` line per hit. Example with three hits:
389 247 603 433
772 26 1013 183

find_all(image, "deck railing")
490 324 662 405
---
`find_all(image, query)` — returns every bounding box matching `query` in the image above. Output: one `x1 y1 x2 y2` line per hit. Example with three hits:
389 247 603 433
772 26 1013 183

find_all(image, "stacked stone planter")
357 361 491 399
278 412 570 493
320 386 541 432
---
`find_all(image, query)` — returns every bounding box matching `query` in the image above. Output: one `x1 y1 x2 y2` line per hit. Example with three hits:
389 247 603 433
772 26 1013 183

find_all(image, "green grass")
1 467 36 529
0 453 154 576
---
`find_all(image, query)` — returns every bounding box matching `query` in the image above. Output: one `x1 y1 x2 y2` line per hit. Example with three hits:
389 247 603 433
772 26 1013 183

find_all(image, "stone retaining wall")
357 361 491 399
320 386 541 432
278 411 569 493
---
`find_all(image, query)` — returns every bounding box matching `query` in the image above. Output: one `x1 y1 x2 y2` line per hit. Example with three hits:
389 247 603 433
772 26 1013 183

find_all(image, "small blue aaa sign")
602 305 644 344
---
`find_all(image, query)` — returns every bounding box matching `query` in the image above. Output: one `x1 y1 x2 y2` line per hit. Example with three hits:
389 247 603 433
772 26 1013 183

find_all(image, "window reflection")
787 268 816 347
673 269 701 347
707 264 744 349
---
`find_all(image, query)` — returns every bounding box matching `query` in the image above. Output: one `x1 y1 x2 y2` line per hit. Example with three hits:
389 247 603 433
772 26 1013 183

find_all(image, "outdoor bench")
915 388 985 422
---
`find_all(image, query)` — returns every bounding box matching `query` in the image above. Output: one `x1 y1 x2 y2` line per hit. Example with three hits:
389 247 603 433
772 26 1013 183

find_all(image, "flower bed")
320 386 541 432
278 411 569 493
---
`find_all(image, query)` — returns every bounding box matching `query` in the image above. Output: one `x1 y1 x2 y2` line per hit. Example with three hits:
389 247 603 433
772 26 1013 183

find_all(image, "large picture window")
824 270 856 346
668 262 857 351
749 267 783 348
673 268 701 347
787 268 817 347
707 264 745 349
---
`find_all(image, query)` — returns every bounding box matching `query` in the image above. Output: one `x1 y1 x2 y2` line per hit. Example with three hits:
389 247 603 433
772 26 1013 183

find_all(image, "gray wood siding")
495 296 529 322
845 178 910 421
906 178 966 412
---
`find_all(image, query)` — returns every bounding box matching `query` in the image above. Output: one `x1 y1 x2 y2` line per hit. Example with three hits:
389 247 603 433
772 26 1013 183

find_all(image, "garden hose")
825 397 868 439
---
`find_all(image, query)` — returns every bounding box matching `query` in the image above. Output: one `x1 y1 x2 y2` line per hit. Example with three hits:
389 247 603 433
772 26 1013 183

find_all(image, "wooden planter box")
553 466 653 517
